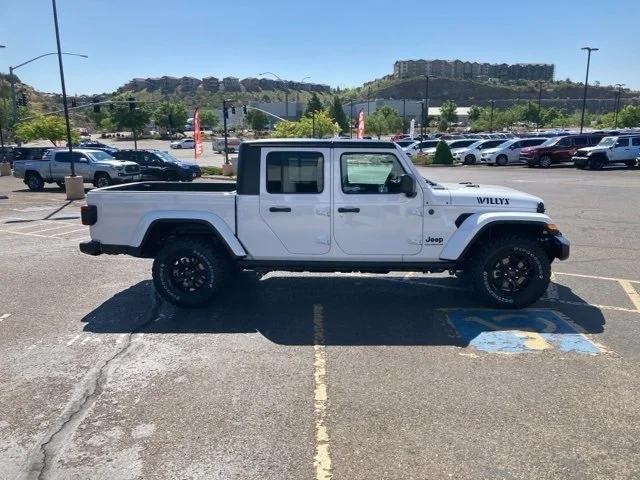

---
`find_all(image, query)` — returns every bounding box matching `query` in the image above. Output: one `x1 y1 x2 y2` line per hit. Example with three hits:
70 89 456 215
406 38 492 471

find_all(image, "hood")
96 159 138 168
440 182 543 211
574 145 601 154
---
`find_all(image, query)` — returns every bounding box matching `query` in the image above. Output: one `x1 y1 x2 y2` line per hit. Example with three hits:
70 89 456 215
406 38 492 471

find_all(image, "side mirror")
400 174 416 197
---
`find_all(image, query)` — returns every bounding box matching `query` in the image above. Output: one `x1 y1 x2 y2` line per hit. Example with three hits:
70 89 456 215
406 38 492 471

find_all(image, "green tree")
246 109 269 130
439 100 458 125
305 93 323 116
152 101 188 132
199 109 219 130
432 140 454 165
274 110 335 138
365 106 403 138
329 96 349 132
109 95 151 137
617 105 640 128
468 105 483 122
14 115 79 145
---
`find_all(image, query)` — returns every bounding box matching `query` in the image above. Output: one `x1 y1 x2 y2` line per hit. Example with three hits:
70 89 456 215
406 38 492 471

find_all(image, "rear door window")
615 138 630 148
574 137 588 147
632 137 640 146
266 151 324 194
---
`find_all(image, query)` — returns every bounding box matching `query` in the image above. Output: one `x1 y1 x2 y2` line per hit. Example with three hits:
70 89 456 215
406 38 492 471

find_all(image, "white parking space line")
618 280 640 311
0 313 12 323
50 228 88 237
554 271 640 284
313 304 333 480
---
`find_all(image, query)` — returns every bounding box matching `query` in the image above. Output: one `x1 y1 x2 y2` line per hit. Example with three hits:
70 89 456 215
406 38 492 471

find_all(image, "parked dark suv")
520 134 605 168
114 149 201 181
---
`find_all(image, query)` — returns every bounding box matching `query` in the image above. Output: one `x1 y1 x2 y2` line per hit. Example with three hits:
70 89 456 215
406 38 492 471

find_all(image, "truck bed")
102 181 237 192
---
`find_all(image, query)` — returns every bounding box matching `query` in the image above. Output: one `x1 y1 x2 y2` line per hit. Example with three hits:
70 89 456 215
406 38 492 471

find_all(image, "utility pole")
367 87 371 115
312 111 315 138
9 66 17 124
614 83 625 129
579 46 599 134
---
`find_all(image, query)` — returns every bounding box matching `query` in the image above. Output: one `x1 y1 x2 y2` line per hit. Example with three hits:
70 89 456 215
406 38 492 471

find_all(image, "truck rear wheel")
25 172 44 192
152 238 232 308
469 235 550 309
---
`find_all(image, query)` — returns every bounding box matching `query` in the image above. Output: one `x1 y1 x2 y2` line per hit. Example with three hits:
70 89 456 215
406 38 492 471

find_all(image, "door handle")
269 206 291 213
338 207 360 213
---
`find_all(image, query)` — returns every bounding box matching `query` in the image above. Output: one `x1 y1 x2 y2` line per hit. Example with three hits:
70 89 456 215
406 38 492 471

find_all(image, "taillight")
81 205 97 225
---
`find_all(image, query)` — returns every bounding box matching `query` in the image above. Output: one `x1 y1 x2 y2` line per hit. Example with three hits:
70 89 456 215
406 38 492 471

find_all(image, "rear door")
333 149 423 257
259 148 331 255
552 137 574 162
632 137 640 159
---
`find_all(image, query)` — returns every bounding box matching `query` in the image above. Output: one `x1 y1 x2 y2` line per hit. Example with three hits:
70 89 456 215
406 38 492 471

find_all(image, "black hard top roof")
243 138 397 149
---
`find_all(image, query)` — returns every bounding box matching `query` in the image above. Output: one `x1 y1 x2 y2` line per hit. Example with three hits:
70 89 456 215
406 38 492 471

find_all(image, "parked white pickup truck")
13 148 141 190
80 139 569 308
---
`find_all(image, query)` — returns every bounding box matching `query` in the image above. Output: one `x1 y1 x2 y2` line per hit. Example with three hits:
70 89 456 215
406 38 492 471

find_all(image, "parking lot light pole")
489 100 495 133
579 46 599 134
614 83 625 129
423 75 431 138
349 99 353 139
260 72 292 119
537 82 543 131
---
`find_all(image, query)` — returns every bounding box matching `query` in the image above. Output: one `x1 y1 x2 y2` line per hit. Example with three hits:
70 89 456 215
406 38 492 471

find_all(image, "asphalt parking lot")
1 165 639 480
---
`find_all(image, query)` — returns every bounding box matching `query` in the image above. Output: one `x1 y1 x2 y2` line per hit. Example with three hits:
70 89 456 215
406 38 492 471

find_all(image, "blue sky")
1 0 639 94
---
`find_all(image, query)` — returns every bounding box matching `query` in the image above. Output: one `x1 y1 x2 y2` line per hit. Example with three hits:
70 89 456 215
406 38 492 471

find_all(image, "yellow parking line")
313 304 333 480
618 280 640 311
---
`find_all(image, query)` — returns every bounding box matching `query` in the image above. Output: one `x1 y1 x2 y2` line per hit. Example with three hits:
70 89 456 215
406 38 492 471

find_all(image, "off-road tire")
25 172 44 191
588 156 605 170
496 154 509 166
152 237 232 308
94 173 112 188
539 155 552 168
469 235 551 309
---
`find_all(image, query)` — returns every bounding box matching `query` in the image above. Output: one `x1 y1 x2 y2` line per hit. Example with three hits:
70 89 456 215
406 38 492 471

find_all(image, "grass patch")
200 166 224 176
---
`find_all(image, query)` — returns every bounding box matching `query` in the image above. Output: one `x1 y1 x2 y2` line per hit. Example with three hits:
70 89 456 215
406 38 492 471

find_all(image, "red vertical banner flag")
193 107 203 159
357 109 365 139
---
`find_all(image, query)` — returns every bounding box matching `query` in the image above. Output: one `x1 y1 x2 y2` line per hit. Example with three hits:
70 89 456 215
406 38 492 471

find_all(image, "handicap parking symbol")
444 309 602 355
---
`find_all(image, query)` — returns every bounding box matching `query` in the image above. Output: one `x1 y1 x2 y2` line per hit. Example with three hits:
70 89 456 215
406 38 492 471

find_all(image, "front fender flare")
439 212 552 261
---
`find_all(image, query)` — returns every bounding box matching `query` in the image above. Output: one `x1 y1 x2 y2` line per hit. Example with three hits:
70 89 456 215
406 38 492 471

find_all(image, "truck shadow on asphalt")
81 274 606 347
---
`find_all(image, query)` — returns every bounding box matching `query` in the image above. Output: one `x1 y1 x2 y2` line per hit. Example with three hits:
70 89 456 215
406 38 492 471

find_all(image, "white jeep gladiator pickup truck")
80 139 569 308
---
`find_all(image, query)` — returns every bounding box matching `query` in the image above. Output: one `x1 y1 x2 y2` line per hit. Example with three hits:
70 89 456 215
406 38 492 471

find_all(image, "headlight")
113 165 124 171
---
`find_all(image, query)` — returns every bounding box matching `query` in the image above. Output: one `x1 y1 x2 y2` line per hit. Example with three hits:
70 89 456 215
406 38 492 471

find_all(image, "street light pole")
423 75 431 138
8 52 88 124
349 99 353 139
579 46 599 134
614 83 625 129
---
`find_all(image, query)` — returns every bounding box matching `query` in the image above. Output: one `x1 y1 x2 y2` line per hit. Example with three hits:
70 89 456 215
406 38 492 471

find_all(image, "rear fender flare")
133 211 246 257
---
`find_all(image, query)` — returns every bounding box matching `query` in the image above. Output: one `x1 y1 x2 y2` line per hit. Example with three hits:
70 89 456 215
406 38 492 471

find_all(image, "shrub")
432 141 454 165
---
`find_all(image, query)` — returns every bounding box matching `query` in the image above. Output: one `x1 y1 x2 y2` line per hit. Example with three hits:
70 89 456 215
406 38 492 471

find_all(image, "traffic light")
128 97 136 111
71 97 77 108
231 106 236 115
17 92 27 107
93 98 100 113
242 105 247 114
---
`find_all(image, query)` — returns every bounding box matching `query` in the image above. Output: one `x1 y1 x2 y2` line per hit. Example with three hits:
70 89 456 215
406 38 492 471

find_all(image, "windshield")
540 137 561 147
155 150 182 163
87 151 115 161
598 137 616 147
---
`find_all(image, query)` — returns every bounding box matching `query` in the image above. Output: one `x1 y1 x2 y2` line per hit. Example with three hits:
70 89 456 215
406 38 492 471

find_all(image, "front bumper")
549 235 570 261
572 156 589 167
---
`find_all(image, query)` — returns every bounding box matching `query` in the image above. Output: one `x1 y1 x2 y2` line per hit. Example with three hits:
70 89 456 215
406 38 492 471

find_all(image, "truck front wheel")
25 172 45 192
94 173 112 188
152 238 232 308
469 235 550 309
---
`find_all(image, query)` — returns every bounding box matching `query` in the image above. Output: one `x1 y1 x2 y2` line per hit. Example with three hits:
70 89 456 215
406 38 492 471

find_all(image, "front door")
259 148 331 255
333 149 423 256
611 138 631 161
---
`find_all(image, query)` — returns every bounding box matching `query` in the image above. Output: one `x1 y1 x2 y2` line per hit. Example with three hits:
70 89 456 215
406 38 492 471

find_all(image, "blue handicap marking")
445 309 601 355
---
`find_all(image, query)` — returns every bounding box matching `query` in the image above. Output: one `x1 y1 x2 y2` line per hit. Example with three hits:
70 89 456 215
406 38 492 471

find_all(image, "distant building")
393 59 554 81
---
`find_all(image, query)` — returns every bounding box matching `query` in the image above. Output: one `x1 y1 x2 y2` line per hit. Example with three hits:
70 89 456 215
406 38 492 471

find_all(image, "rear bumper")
79 240 140 257
549 235 570 261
